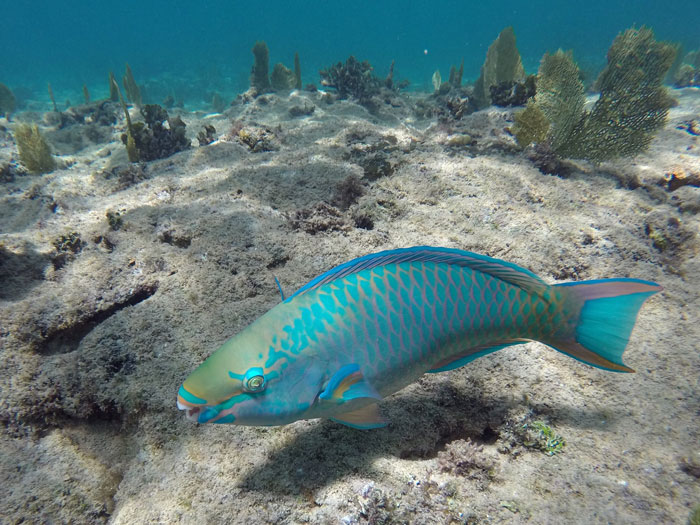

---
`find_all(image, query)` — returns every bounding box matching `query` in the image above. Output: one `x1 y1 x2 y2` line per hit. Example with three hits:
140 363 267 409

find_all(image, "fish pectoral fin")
331 403 386 429
319 364 382 403
428 340 528 373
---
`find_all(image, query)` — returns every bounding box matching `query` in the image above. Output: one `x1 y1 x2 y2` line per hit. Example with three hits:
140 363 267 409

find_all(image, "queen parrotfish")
177 246 661 429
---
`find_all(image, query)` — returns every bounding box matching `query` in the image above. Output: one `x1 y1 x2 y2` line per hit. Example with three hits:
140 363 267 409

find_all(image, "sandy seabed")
0 87 699 524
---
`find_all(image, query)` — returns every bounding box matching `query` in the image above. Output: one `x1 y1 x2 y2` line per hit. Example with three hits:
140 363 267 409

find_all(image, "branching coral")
514 27 676 164
15 124 56 174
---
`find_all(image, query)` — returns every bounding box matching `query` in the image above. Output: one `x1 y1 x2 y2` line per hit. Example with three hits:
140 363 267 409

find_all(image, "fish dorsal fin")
288 246 548 300
331 404 386 429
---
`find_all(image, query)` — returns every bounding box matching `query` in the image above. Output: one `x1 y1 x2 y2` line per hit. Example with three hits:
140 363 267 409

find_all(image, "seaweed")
474 27 526 109
0 82 16 116
432 70 441 92
108 72 119 101
294 52 302 90
448 59 464 87
14 123 56 174
251 41 271 93
47 82 58 112
514 27 676 163
112 77 139 162
319 56 381 104
123 63 142 107
82 84 90 104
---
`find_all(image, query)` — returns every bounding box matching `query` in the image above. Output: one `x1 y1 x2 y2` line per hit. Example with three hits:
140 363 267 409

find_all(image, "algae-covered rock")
674 50 700 88
270 63 296 91
120 104 190 162
474 27 526 109
0 82 16 116
319 56 381 104
15 124 56 174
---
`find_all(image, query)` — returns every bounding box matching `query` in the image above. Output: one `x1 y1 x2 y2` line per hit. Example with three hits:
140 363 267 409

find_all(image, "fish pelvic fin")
331 403 386 429
547 278 662 372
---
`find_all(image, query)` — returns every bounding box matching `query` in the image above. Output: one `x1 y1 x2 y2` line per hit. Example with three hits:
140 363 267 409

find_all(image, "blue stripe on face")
179 385 208 405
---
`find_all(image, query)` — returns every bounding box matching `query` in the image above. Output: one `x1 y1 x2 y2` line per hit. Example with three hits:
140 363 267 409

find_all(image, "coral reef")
320 56 381 104
251 41 271 93
0 82 16 116
14 123 56 174
514 27 676 163
121 104 191 162
473 27 526 109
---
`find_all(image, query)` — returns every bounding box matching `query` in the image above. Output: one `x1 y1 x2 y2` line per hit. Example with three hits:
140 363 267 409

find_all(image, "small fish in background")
177 247 661 429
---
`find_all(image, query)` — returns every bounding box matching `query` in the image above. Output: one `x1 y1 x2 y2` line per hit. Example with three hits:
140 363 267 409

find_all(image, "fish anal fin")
331 403 386 429
429 340 528 373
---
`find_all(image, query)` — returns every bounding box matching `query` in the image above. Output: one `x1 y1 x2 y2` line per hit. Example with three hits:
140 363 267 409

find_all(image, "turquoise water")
2 0 698 107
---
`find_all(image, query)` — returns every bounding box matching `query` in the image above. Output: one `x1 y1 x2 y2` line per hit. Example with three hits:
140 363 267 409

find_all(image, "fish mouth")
177 399 203 422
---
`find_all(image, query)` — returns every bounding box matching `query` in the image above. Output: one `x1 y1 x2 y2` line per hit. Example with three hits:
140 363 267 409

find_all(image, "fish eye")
243 367 266 393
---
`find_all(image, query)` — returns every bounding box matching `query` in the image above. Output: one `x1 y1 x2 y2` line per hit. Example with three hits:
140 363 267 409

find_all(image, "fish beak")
177 399 203 422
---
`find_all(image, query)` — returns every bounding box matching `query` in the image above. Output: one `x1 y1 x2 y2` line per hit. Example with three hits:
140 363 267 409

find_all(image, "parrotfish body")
177 247 660 429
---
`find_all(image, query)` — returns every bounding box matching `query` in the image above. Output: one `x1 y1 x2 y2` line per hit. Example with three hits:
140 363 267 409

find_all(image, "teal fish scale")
292 261 549 394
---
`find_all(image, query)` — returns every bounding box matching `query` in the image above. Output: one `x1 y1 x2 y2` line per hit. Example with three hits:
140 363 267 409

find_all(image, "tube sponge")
251 41 271 92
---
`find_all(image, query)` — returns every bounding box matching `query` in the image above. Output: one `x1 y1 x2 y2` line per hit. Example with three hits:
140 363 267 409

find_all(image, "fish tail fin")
545 279 662 373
